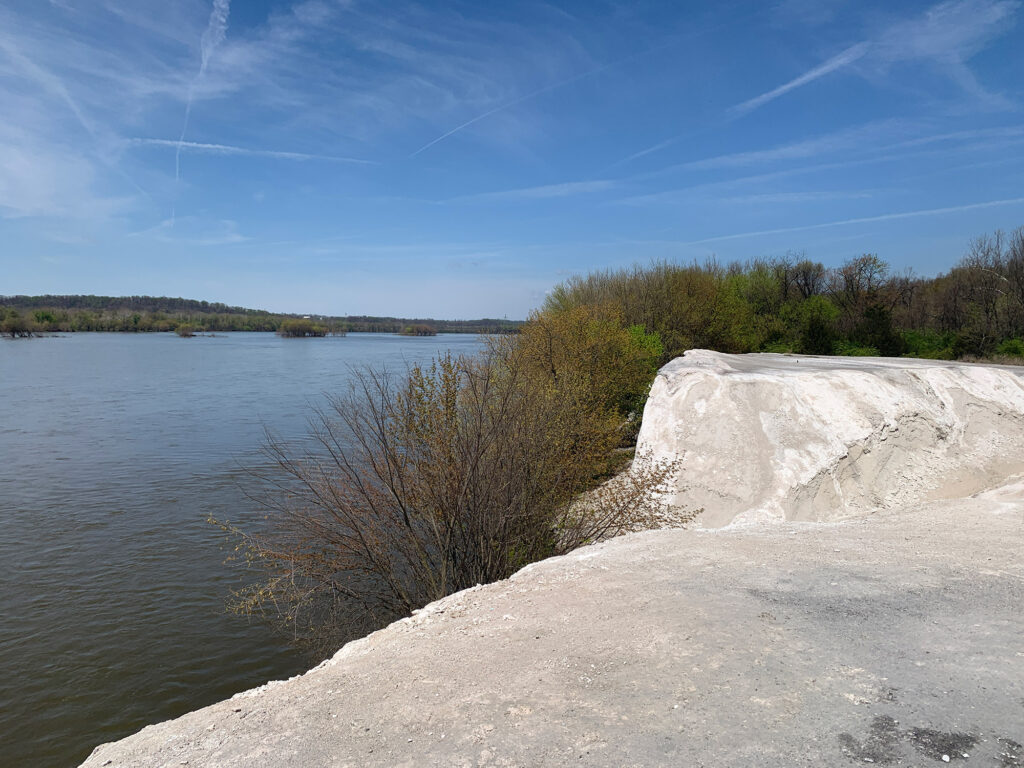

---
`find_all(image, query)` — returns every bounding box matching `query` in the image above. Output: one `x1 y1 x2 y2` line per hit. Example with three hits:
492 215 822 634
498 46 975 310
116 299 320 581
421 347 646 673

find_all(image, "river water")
0 332 484 767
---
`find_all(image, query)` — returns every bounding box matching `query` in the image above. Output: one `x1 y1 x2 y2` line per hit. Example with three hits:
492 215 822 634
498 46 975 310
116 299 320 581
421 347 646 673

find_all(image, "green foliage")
902 330 956 360
853 305 905 357
794 295 839 355
399 323 437 336
627 324 664 362
1 309 34 338
997 337 1024 358
833 341 880 357
541 225 1024 364
277 318 328 337
512 304 663 419
175 323 197 337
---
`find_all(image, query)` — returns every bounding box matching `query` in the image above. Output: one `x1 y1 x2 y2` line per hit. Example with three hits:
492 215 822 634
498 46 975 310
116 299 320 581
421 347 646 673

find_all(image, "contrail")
175 0 231 181
133 138 375 164
729 42 870 117
687 197 1024 244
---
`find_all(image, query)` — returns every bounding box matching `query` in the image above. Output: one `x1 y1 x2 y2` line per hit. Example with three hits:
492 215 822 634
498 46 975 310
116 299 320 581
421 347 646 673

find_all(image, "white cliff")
637 350 1024 526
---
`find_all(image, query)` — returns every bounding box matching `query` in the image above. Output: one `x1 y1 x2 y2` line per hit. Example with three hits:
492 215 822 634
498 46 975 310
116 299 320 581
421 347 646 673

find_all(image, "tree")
1 309 34 338
509 304 663 419
793 259 826 299
795 296 839 355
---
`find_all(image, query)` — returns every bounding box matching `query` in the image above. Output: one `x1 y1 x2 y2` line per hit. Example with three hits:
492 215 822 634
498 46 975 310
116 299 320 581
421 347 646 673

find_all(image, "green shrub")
278 318 327 337
834 341 879 357
902 330 955 359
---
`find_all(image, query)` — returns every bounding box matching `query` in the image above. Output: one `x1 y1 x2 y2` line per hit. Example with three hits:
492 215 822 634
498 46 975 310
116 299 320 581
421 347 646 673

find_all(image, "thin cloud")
409 34 690 158
450 180 614 202
633 120 1024 182
681 119 904 170
731 42 869 116
131 138 374 164
0 37 97 138
409 66 612 158
688 197 1024 243
730 0 1019 116
717 190 874 204
127 215 249 246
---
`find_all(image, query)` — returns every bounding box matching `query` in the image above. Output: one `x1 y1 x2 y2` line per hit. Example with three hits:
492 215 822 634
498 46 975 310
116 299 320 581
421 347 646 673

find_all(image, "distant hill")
0 294 522 335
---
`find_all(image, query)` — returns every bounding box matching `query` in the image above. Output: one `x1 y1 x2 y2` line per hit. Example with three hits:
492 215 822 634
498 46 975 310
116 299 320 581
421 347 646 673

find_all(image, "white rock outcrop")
637 350 1024 527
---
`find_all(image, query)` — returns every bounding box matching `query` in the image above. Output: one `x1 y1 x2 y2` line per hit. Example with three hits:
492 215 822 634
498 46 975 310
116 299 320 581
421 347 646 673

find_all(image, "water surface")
0 332 483 767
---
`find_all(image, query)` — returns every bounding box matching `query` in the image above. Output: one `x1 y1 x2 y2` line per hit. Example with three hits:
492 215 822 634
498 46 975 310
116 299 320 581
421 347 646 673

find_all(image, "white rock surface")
637 350 1024 527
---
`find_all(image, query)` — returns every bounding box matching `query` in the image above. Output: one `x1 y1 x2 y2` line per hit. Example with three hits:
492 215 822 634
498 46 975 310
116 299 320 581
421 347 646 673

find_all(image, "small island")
277 318 332 337
399 323 437 336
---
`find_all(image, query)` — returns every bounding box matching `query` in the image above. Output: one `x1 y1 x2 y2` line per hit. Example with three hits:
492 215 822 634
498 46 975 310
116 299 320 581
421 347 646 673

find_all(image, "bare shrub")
226 345 686 655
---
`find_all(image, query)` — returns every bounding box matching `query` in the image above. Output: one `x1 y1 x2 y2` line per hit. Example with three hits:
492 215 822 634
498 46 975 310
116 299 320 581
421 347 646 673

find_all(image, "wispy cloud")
688 197 1024 243
450 180 615 202
731 0 1019 115
408 30 701 158
680 119 907 171
128 215 249 246
631 120 1024 184
0 36 99 139
717 190 874 204
130 138 374 164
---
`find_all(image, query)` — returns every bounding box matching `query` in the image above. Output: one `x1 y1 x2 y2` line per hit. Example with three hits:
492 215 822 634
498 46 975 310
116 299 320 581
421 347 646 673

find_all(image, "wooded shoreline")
0 295 521 337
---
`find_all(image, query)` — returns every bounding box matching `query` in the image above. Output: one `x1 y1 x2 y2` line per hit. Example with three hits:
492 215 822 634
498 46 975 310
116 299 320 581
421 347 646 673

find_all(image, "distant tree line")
0 294 269 315
544 227 1024 362
343 316 519 334
0 295 522 338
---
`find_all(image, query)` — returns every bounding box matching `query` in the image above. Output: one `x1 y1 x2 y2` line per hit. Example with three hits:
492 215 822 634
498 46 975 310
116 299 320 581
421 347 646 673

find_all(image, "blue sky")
2 0 1023 318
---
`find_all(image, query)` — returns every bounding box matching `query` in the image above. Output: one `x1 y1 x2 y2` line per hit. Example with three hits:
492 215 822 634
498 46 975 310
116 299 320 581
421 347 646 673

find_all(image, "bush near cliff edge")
223 306 680 656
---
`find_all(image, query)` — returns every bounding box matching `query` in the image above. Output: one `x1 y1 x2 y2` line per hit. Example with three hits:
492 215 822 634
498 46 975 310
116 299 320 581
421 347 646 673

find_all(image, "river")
0 332 484 767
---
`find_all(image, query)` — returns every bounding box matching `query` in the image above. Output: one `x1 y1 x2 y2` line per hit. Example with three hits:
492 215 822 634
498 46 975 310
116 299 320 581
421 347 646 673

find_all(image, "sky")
2 0 1023 318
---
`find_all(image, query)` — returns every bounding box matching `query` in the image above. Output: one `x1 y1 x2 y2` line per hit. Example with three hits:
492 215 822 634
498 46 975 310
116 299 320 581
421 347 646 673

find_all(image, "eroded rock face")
637 350 1024 527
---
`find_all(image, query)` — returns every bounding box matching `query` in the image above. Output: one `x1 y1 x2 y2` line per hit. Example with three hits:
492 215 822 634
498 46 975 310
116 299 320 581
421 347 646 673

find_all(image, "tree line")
544 227 1024 362
0 295 522 337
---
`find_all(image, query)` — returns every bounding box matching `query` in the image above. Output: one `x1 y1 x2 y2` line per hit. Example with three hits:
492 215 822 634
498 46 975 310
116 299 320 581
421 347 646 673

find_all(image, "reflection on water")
0 332 483 767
